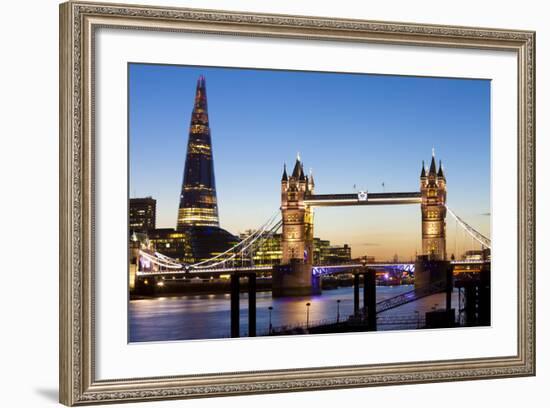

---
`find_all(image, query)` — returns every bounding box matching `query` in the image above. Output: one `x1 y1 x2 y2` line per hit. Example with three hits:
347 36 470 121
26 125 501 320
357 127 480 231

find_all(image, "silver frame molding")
59 1 536 405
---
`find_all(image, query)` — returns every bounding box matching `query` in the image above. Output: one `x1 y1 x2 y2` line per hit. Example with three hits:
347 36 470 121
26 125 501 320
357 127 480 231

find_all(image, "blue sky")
129 63 491 260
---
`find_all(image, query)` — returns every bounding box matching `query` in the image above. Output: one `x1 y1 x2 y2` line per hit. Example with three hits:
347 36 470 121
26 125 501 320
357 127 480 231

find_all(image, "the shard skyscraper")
177 75 220 229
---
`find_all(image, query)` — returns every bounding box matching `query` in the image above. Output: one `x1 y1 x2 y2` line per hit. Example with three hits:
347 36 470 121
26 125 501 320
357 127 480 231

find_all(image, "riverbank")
130 279 414 300
130 278 273 299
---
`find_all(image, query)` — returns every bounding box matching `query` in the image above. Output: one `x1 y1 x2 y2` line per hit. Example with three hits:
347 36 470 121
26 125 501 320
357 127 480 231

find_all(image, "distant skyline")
129 63 491 260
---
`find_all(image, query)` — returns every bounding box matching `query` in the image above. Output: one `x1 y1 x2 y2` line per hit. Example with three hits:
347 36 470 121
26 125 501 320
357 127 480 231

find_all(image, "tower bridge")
136 151 490 288
275 151 449 296
133 151 490 337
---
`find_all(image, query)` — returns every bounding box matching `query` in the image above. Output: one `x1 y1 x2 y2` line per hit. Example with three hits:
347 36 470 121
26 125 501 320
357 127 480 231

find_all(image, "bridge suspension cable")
138 250 184 270
191 218 283 269
138 210 283 272
446 205 491 249
189 210 281 268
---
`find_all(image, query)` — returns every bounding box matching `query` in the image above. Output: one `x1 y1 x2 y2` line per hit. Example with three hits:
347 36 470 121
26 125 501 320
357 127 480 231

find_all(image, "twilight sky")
129 63 491 260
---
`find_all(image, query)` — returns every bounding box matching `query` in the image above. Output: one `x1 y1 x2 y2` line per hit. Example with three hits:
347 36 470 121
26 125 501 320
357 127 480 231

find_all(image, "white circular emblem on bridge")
357 191 368 201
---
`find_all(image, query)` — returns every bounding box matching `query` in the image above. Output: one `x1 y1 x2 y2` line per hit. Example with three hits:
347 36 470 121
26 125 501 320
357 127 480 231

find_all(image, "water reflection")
129 285 460 342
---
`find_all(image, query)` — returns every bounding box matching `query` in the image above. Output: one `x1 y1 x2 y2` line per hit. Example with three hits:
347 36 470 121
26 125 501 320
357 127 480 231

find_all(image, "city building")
313 238 330 265
320 244 352 264
177 75 219 229
238 232 351 266
239 231 282 266
184 227 240 263
131 227 238 265
146 228 193 263
129 196 156 232
462 248 491 261
453 248 491 276
174 75 239 260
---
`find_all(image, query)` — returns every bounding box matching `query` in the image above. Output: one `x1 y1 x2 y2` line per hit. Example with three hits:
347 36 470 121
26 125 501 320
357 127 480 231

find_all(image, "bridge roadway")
135 260 487 278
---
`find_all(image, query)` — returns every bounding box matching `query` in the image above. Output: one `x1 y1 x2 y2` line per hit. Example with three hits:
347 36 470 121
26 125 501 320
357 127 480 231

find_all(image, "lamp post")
336 299 341 323
306 302 311 329
268 306 273 335
359 257 368 319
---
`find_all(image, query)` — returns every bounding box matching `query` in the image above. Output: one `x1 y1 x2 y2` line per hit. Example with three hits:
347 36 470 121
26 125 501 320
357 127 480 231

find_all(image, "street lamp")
336 299 341 323
306 302 311 329
268 306 273 335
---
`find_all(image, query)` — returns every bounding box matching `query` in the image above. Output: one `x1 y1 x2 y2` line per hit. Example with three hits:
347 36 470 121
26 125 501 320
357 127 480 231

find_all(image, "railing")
450 259 489 265
265 317 342 335
376 314 427 327
375 280 447 314
261 312 430 336
312 262 415 276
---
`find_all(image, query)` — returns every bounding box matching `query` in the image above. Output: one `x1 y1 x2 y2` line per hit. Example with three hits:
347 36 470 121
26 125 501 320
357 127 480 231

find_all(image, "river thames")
129 285 461 342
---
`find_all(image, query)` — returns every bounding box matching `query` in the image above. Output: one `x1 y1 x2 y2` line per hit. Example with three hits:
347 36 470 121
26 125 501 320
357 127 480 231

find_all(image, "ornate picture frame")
59 1 535 405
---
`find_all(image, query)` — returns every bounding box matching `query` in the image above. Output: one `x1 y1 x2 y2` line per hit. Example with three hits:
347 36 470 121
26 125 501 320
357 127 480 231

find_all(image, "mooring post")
446 264 453 312
479 265 491 326
367 268 377 331
353 273 360 316
362 271 368 313
230 273 240 338
248 273 256 337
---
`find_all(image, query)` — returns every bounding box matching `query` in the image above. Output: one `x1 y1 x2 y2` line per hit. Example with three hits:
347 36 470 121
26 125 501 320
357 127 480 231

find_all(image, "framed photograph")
59 1 535 405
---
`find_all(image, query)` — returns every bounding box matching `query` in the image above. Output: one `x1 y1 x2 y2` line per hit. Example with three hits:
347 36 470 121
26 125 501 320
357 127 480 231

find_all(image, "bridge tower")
416 152 452 310
420 152 447 260
273 156 319 297
281 156 314 264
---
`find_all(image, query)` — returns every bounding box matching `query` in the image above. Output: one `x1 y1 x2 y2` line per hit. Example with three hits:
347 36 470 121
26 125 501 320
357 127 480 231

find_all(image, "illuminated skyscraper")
177 75 219 229
174 76 238 262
